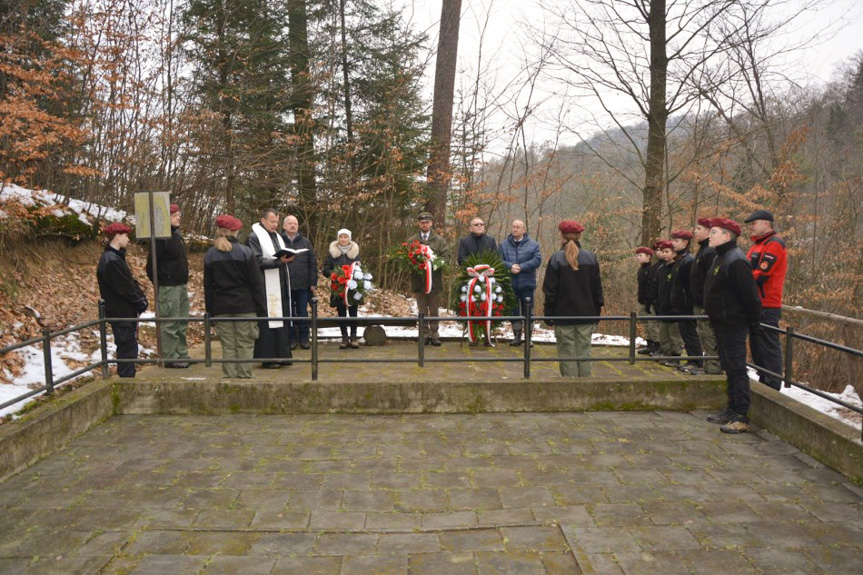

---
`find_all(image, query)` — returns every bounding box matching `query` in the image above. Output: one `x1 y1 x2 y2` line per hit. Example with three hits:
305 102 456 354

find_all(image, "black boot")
510 329 523 346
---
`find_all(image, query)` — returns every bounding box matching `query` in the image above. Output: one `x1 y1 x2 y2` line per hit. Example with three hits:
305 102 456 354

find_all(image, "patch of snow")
0 183 127 227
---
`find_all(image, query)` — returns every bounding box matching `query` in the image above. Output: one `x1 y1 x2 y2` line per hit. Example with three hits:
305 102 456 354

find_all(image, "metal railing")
1 299 861 439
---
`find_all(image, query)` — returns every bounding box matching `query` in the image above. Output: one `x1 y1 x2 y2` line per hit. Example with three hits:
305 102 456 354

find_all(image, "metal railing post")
311 297 319 381
42 328 54 395
204 313 212 368
418 312 425 368
524 298 532 379
98 300 109 379
784 326 794 388
629 311 637 365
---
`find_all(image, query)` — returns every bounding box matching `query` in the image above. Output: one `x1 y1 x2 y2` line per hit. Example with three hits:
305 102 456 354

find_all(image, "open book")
274 248 309 258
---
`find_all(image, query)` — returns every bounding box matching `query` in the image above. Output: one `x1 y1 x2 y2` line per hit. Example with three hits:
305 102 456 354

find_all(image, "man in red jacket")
744 209 788 390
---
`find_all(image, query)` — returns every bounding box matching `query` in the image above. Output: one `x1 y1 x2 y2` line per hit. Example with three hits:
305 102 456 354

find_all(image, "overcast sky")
401 0 863 152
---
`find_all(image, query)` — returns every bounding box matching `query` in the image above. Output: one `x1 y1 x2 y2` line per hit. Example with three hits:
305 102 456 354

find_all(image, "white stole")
251 223 289 329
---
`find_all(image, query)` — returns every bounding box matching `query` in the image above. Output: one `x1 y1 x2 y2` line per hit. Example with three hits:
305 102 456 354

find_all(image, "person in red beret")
634 247 660 355
703 218 762 433
653 240 684 364
542 220 604 377
97 222 148 378
668 229 703 370
204 215 267 378
146 203 191 368
640 242 666 356
688 218 721 375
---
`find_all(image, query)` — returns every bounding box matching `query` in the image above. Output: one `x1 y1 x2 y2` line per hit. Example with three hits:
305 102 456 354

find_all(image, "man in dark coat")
281 215 317 349
689 218 721 375
635 247 659 354
407 212 449 346
146 203 190 368
669 229 703 370
499 219 542 345
97 223 148 378
704 218 762 434
457 217 497 264
247 209 293 368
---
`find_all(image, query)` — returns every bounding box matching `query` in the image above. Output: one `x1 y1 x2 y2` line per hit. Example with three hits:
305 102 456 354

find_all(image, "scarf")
251 222 291 329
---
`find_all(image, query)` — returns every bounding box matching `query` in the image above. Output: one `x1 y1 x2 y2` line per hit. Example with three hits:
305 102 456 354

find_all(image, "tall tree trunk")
339 0 353 149
642 0 667 246
288 0 317 228
425 0 462 228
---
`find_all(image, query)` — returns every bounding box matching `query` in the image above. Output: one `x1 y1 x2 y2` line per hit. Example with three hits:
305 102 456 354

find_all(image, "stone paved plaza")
1 411 862 574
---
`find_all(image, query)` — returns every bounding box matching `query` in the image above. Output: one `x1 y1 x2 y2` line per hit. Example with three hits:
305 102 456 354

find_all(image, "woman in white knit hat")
322 229 361 348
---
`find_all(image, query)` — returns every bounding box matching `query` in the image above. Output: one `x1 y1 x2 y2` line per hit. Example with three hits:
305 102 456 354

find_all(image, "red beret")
103 223 131 236
671 229 693 240
558 220 584 234
636 247 654 256
651 241 662 251
170 203 180 214
709 217 741 236
216 214 242 231
655 240 674 251
697 217 712 228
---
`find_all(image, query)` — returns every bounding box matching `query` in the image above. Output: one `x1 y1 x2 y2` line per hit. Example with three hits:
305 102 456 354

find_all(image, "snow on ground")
2 310 861 430
0 183 127 225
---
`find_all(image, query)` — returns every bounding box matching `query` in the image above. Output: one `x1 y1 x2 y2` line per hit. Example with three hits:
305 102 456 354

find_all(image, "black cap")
744 209 774 223
417 212 434 221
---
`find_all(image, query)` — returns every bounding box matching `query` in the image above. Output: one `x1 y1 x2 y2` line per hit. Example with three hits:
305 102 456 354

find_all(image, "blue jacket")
499 234 542 291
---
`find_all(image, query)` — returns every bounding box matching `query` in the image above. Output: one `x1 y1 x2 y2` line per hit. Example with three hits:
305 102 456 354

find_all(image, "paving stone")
500 525 570 552
341 553 408 574
248 532 317 555
439 529 504 553
563 526 640 553
448 488 502 511
309 510 367 530
395 488 447 512
475 550 547 574
628 525 702 551
124 530 195 556
613 551 692 575
341 490 395 512
249 508 310 529
129 554 207 574
313 533 379 555
185 531 258 555
408 552 477 575
202 555 277 574
742 547 823 575
75 531 129 557
422 510 477 529
364 512 423 531
540 551 582 574
477 508 537 526
579 553 624 574
499 486 555 508
588 502 651 526
271 556 343 575
640 501 709 525
377 533 440 553
191 508 255 529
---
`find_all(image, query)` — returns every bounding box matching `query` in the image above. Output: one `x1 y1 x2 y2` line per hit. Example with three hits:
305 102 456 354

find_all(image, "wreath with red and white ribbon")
459 264 506 343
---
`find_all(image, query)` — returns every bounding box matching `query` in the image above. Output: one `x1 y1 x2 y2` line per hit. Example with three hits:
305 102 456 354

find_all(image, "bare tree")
541 0 781 245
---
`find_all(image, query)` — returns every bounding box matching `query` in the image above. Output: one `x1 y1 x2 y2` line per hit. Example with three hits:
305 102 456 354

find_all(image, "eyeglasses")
472 222 485 227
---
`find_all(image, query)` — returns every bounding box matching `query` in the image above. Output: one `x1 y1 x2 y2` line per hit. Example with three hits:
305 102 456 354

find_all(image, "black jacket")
637 263 651 305
457 233 497 265
690 238 716 308
280 232 318 291
669 250 694 315
203 238 266 317
703 239 761 326
542 245 604 325
645 260 664 310
146 226 189 286
97 246 147 318
322 241 361 308
656 260 673 315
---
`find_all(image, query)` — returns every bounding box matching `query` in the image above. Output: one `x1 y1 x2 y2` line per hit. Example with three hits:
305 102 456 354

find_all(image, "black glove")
136 297 149 314
644 304 652 314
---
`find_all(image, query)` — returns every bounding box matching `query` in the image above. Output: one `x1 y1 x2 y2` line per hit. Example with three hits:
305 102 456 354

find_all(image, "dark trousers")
750 307 782 389
678 319 703 365
712 320 750 418
337 304 358 339
510 287 534 334
110 321 138 378
291 288 311 343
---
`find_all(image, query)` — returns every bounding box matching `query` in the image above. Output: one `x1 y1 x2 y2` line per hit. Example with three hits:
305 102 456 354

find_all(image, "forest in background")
2 1 863 391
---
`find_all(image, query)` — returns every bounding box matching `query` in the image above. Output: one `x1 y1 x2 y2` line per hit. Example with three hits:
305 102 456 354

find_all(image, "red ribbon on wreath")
465 264 495 344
